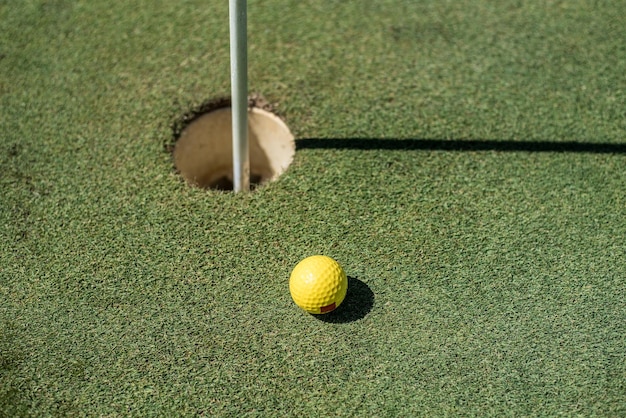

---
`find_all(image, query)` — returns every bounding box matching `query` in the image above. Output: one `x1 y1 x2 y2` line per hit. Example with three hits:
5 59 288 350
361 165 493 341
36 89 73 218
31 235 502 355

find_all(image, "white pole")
229 0 249 192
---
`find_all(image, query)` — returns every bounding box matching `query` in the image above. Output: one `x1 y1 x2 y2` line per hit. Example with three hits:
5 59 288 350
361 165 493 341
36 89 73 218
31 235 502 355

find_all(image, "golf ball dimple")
289 255 348 314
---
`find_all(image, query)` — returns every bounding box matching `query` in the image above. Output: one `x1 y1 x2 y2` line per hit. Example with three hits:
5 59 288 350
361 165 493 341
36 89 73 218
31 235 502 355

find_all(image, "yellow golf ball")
289 255 348 314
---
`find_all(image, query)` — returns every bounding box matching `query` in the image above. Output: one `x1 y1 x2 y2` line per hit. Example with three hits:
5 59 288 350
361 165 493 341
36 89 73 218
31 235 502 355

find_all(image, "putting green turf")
2 0 625 415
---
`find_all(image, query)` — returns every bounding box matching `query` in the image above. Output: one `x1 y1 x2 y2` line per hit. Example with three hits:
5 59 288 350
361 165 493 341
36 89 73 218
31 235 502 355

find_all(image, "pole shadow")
296 138 626 154
313 277 374 324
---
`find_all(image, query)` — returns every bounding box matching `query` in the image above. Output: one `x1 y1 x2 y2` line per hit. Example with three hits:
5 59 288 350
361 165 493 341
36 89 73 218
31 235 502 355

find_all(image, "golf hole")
173 103 295 191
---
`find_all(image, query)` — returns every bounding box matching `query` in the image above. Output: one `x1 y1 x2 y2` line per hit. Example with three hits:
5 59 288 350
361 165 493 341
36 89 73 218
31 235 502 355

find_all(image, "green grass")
2 0 625 416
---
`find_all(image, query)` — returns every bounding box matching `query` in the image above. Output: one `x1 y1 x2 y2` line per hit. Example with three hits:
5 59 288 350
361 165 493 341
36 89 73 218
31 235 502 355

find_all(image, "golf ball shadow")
312 277 374 323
